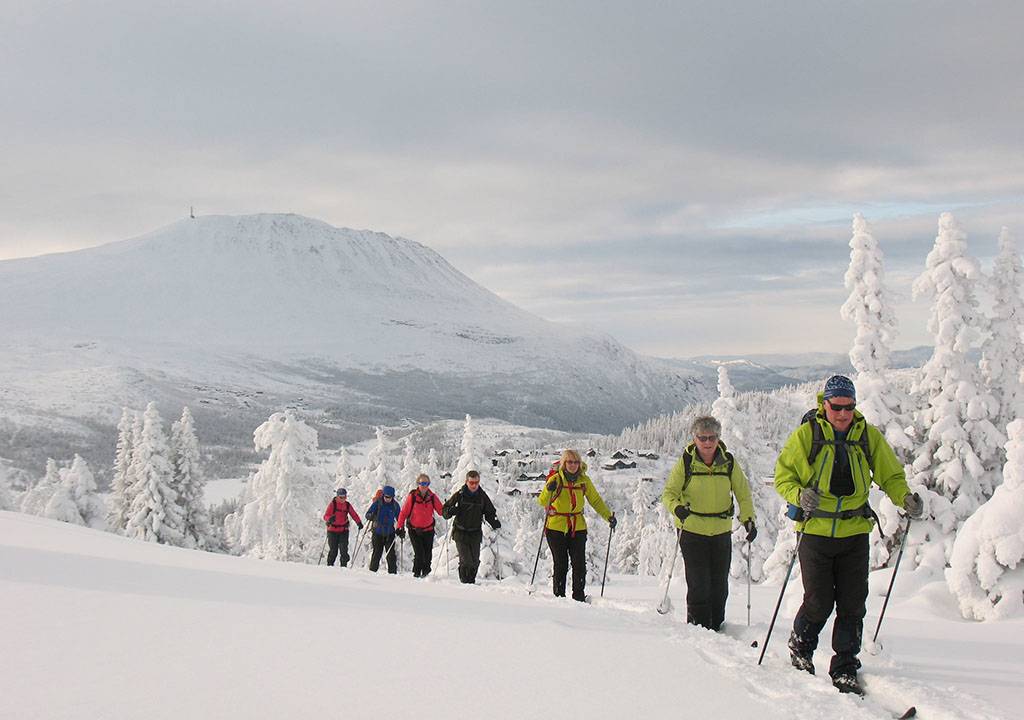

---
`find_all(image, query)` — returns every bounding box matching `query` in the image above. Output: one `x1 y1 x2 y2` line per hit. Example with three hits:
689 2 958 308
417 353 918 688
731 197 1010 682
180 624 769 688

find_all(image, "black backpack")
802 408 873 469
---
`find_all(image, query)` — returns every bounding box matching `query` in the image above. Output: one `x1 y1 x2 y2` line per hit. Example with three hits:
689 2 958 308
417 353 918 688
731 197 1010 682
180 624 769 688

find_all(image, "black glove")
674 505 691 523
608 514 617 530
903 492 924 520
799 488 820 515
743 520 757 542
491 519 502 530
395 527 406 539
328 514 336 525
546 480 558 492
356 522 364 530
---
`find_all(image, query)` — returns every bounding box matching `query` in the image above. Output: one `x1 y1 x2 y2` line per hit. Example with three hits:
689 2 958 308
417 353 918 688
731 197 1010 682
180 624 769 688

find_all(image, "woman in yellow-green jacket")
662 415 756 631
537 449 615 602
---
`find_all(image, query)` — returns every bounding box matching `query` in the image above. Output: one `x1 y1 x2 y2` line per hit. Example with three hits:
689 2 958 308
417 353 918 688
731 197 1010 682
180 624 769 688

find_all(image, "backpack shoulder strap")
682 453 693 492
802 409 828 466
723 450 735 478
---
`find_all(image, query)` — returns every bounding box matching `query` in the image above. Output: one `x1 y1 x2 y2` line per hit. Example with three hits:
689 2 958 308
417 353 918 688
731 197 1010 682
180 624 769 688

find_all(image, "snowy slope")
0 214 706 475
1 511 1017 720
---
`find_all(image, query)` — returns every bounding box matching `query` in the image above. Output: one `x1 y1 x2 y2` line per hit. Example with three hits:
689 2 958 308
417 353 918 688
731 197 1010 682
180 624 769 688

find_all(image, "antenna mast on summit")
189 205 195 219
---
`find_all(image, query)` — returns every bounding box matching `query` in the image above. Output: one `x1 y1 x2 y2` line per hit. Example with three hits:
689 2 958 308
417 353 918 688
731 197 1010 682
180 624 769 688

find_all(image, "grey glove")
903 492 924 519
799 488 820 515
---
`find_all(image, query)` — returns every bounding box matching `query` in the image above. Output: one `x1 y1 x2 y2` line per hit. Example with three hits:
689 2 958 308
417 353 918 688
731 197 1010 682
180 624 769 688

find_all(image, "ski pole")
528 517 547 591
747 539 752 627
600 520 615 598
400 536 405 574
758 531 803 666
494 529 502 581
317 533 328 565
349 526 365 566
872 516 912 644
445 521 453 578
657 528 682 614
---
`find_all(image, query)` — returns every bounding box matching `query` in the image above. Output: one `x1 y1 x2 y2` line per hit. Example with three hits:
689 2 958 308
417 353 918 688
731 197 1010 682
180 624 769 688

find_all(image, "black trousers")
369 532 398 574
790 533 870 678
409 528 435 577
679 530 732 630
326 530 351 567
546 529 588 601
454 529 482 583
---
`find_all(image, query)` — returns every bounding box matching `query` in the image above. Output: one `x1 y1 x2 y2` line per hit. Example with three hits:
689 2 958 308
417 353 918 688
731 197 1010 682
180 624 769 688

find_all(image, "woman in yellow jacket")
662 415 756 631
537 449 616 602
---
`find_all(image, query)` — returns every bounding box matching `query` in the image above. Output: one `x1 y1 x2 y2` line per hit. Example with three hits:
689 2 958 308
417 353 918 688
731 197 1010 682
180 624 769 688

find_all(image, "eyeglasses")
695 434 718 443
828 402 856 413
564 460 580 466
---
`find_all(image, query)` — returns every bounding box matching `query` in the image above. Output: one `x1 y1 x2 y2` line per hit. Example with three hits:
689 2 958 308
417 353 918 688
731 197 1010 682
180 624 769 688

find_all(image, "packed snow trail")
0 512 1014 720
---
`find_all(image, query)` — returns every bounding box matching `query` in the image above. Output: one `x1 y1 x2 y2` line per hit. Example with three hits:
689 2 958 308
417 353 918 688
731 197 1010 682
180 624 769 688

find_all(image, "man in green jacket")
662 415 756 631
775 375 923 695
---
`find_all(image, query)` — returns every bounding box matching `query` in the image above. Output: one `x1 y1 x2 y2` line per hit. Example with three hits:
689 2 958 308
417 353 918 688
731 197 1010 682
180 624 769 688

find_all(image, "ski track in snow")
1 511 1017 720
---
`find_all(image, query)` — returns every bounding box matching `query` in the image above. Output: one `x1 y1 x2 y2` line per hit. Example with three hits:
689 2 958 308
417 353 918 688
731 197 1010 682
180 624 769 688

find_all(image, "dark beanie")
823 375 856 400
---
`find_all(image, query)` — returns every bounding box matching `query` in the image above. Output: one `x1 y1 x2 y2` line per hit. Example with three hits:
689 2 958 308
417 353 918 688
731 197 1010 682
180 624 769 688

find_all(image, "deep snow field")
1 511 1019 720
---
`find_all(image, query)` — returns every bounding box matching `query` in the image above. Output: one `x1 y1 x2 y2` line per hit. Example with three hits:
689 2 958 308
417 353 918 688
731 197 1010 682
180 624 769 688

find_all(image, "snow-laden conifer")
0 463 12 511
946 418 1024 620
980 228 1024 441
224 410 327 561
421 448 440 483
20 459 62 516
355 427 390 507
334 447 352 491
712 365 779 581
107 407 137 532
400 437 419 492
910 213 1002 520
171 407 213 549
451 415 487 493
43 461 86 525
841 214 914 461
614 474 656 574
125 402 185 545
62 454 105 529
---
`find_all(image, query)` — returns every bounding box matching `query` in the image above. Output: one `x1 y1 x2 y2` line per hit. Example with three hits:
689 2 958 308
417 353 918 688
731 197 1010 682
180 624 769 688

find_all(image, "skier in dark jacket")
323 487 364 567
365 485 401 574
441 470 500 583
396 474 444 578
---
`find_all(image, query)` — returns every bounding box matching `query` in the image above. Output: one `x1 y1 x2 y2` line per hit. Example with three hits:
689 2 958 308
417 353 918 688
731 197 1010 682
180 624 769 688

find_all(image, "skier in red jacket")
396 474 444 577
323 488 363 567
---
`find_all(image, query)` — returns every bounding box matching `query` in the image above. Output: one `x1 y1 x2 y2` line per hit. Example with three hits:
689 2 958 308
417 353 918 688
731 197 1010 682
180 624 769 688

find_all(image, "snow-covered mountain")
0 214 706 477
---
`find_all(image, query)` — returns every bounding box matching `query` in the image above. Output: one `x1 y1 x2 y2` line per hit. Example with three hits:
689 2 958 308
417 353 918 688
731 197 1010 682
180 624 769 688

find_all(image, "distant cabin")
601 460 637 471
610 449 633 460
637 452 660 460
585 448 597 457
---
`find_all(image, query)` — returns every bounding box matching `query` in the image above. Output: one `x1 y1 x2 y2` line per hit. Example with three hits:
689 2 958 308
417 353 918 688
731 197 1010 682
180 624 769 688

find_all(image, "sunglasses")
466 479 480 486
695 434 718 443
418 481 431 486
828 401 856 413
564 460 580 466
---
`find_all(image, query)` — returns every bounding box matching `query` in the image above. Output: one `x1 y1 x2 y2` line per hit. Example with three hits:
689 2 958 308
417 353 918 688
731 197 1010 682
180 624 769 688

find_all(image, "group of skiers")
322 374 923 696
323 470 500 583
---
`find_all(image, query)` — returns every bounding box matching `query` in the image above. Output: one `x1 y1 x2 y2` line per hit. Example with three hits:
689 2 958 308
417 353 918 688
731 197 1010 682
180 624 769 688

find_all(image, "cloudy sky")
2 1 1022 356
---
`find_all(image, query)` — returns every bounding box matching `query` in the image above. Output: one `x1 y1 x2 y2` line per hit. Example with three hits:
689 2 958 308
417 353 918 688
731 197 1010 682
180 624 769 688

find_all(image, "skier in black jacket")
442 470 501 583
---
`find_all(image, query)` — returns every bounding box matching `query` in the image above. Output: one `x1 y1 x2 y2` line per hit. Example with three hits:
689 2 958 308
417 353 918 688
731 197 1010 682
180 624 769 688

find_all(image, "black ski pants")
546 528 588 601
369 532 398 574
326 530 351 567
409 528 435 577
679 529 732 630
791 532 870 678
454 529 482 583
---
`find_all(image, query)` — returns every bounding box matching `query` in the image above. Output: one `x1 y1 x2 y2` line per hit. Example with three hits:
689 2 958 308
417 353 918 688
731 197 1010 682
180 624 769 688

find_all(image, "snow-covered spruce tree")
125 402 186 545
946 418 1024 620
171 407 213 549
421 448 440 483
20 458 62 516
712 365 780 582
225 411 328 561
354 427 390 509
980 227 1024 443
450 414 488 494
910 213 1003 522
334 447 352 495
614 474 655 573
107 407 138 532
400 437 419 493
0 463 13 511
841 213 914 463
42 461 85 525
62 454 105 529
